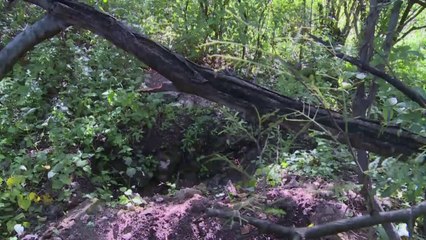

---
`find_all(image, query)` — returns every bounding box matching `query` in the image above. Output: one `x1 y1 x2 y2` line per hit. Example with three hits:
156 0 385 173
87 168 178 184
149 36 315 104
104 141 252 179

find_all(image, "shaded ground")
21 70 371 239
24 174 372 240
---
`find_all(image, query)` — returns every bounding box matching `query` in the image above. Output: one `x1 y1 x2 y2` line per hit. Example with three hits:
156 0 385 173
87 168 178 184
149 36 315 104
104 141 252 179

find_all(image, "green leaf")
6 176 25 188
17 195 31 211
126 167 136 178
382 107 393 122
118 195 129 205
59 174 71 185
131 195 146 205
6 220 17 233
76 160 88 167
124 189 132 196
124 157 132 166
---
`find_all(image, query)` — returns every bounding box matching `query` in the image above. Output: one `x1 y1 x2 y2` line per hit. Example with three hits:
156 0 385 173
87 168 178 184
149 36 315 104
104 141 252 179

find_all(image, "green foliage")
117 187 146 207
182 108 217 152
263 207 286 217
1 0 426 238
219 107 352 186
371 153 426 203
0 18 168 238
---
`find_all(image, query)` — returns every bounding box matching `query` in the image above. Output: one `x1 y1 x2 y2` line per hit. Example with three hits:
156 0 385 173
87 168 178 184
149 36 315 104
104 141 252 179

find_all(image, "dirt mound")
25 178 370 240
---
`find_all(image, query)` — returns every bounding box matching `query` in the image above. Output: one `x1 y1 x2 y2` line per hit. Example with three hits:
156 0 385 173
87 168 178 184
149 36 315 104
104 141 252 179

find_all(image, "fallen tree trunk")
207 201 426 239
1 0 425 156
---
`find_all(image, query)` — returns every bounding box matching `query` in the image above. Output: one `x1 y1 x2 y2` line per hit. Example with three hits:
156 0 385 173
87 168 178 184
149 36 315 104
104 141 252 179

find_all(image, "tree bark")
353 1 404 239
0 14 68 76
207 201 426 239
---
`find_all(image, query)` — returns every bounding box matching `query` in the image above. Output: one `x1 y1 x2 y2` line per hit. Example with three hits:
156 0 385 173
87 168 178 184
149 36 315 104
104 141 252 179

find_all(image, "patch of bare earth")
26 177 371 240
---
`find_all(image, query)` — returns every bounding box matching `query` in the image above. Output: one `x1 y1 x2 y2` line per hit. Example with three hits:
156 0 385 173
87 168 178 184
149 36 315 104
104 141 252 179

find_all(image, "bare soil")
24 175 372 240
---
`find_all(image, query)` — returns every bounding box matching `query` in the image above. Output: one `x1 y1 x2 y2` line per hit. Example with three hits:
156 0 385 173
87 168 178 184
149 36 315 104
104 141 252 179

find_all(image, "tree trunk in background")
353 1 403 239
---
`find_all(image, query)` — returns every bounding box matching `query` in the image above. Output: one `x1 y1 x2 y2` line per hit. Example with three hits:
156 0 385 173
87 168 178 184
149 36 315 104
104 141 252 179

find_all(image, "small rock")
215 192 225 198
174 188 202 202
240 225 251 235
122 232 133 239
225 180 238 196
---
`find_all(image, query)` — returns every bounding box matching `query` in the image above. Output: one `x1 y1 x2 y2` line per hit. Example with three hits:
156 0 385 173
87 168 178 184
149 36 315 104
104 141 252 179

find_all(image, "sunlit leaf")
28 192 37 202
41 194 53 205
131 195 146 205
6 176 24 188
355 72 367 79
17 195 31 211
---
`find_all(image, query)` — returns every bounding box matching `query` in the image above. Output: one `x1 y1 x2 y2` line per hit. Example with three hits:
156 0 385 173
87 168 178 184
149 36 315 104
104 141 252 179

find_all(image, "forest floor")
24 172 376 240
21 70 377 239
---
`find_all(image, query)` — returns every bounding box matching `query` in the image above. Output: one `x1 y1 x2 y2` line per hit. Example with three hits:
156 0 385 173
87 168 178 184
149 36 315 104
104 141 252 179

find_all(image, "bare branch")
0 14 68 78
396 5 425 37
206 209 302 239
413 0 426 8
309 34 426 108
397 25 426 42
403 6 425 28
303 201 426 238
396 0 416 36
207 201 426 239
